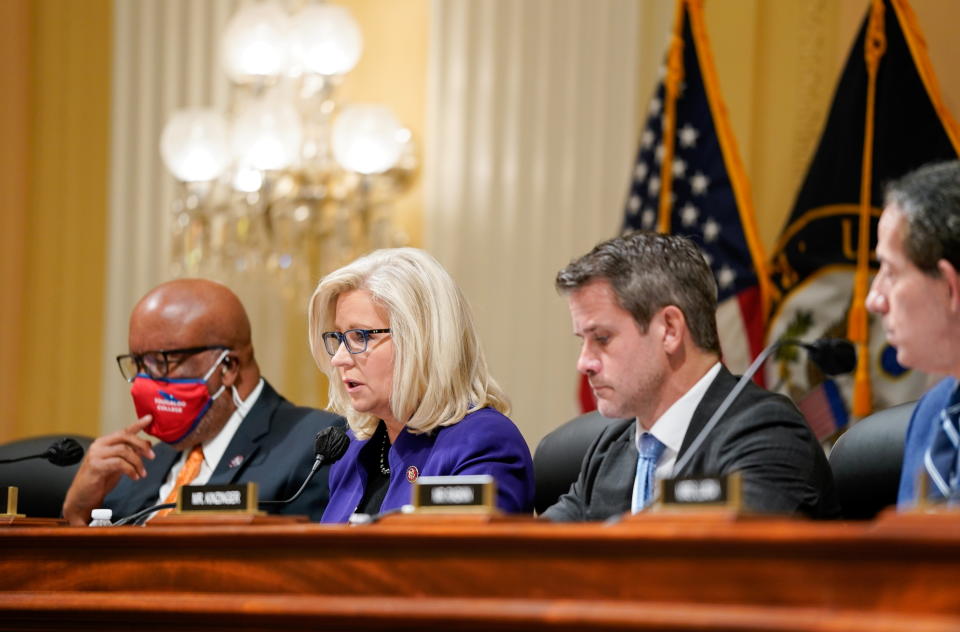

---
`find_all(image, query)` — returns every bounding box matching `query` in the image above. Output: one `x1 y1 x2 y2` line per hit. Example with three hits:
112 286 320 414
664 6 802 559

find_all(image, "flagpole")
848 0 887 418
687 0 772 325
656 0 686 234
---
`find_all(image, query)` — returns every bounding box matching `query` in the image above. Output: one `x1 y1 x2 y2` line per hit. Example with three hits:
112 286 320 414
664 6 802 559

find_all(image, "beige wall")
4 0 960 441
708 0 845 251
0 0 111 442
0 0 31 443
337 0 429 249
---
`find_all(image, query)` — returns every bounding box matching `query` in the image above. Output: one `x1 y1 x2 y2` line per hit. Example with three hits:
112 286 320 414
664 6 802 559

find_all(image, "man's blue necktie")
924 385 960 501
633 432 666 513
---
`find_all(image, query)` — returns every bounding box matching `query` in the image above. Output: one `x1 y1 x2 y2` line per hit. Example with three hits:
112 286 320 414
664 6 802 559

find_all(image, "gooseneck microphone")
113 425 350 526
260 425 350 506
0 438 85 466
799 338 857 377
112 502 177 526
671 337 856 476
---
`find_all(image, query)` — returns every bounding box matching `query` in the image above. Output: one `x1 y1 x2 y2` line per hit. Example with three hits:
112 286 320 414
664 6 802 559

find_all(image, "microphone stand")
112 503 177 526
259 458 322 507
671 341 782 476
0 438 85 466
113 426 349 526
672 337 853 476
0 454 47 465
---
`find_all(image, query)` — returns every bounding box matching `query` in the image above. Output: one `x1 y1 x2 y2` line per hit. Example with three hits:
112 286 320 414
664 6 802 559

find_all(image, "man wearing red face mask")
62 279 344 525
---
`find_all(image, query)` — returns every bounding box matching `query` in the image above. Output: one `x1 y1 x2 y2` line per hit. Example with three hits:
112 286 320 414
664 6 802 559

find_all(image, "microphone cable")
672 337 855 476
112 425 350 526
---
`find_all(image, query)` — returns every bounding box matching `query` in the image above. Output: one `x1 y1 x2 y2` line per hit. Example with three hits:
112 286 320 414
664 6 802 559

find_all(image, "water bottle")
89 508 113 527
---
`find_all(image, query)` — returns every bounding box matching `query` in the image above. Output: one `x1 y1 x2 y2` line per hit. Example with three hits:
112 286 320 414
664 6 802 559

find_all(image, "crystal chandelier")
159 1 416 297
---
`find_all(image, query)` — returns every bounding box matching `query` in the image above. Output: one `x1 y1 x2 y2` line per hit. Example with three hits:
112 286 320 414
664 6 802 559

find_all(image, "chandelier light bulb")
165 2 414 285
332 105 404 174
231 95 303 172
290 4 363 76
221 2 290 83
160 108 230 182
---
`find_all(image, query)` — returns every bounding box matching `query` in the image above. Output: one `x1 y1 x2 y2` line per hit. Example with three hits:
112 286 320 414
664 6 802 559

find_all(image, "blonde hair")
308 248 510 440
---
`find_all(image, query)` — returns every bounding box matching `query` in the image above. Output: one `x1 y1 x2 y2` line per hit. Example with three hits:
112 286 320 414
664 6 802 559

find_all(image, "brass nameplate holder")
176 482 260 515
411 475 497 514
0 487 24 518
654 472 743 513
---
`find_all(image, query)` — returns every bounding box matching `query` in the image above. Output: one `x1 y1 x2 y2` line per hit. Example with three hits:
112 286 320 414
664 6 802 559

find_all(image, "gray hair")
885 160 960 275
308 247 509 440
555 231 720 353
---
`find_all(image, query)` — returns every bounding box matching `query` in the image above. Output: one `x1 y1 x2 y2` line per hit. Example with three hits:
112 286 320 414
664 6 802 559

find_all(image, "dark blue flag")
766 0 960 422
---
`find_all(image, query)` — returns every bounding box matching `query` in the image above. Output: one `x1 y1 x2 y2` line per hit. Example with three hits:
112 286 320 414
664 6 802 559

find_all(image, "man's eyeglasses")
321 329 391 356
116 345 230 382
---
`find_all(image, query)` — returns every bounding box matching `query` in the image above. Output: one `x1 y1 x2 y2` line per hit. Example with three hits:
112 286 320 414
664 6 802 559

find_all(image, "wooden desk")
1 512 958 631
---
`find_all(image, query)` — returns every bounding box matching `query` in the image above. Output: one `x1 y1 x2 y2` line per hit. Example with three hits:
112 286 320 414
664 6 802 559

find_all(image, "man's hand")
62 416 156 526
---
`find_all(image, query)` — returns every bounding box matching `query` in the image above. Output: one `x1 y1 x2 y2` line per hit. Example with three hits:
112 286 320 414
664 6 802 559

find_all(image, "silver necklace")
379 430 391 476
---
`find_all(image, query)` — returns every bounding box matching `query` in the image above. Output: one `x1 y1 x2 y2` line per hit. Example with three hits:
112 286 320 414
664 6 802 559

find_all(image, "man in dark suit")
63 279 343 525
542 232 838 521
864 161 960 507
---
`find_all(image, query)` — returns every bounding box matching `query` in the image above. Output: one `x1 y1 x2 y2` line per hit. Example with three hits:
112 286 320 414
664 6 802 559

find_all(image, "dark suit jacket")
897 376 954 507
541 367 840 521
104 381 344 522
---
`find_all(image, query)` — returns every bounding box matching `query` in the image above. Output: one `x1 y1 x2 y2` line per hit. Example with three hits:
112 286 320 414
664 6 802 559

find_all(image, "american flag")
623 1 768 379
797 378 849 441
580 0 767 413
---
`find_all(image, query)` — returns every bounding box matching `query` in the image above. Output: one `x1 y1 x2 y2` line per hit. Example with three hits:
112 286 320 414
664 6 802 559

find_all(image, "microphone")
260 425 350 506
114 425 350 526
801 338 856 376
0 438 85 466
44 438 85 466
670 337 856 477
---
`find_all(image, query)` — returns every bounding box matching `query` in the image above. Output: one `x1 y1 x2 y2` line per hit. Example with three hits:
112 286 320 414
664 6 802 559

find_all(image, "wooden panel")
2 592 957 632
1 514 959 630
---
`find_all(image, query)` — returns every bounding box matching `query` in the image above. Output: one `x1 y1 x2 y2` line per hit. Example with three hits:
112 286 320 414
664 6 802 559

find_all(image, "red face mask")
130 351 228 444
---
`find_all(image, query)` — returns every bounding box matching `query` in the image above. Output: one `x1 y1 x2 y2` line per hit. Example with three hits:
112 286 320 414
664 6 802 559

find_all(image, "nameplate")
176 482 259 514
0 487 21 517
656 473 742 512
411 475 496 513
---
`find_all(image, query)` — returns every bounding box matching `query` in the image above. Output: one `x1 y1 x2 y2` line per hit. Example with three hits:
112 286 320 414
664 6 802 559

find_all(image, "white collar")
201 378 265 470
637 362 721 461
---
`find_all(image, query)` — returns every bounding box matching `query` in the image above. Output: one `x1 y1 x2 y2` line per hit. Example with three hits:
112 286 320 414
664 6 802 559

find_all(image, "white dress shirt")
631 362 721 513
155 378 265 505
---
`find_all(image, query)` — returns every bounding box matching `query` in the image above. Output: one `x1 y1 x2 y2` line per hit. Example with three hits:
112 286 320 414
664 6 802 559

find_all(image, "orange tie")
156 444 204 518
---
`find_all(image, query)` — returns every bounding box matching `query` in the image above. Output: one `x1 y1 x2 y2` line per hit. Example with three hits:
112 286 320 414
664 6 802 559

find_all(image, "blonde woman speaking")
308 248 534 522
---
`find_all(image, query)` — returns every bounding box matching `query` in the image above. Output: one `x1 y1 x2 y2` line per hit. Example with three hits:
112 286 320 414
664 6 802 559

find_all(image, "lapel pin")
228 455 244 469
406 466 419 483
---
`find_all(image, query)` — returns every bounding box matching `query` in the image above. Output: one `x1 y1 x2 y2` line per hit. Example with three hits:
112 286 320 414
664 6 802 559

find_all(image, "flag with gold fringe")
586 0 770 412
578 0 769 414
765 0 960 428
583 0 770 412
624 0 768 369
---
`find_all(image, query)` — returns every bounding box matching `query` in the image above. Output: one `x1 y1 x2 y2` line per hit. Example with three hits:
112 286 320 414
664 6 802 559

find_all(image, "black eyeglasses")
321 329 391 356
116 345 230 382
